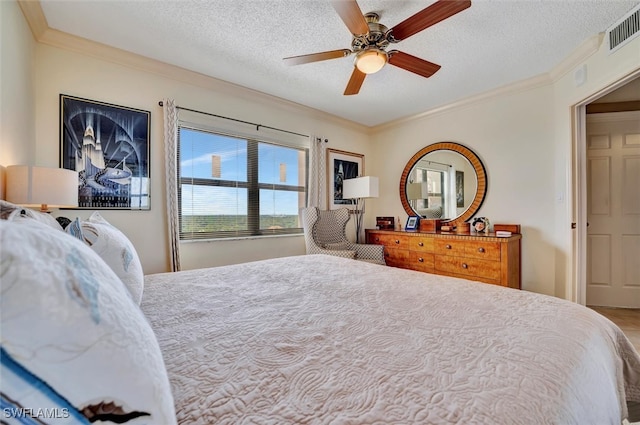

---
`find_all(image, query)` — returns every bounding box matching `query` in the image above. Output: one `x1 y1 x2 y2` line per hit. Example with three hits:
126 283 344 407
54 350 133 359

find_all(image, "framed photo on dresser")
405 216 420 231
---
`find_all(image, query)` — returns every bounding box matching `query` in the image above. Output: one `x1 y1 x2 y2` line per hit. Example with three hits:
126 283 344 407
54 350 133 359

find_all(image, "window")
415 168 446 209
178 127 308 239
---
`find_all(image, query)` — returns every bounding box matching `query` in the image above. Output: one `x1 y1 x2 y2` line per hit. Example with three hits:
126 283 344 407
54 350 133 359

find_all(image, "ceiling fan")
283 0 471 95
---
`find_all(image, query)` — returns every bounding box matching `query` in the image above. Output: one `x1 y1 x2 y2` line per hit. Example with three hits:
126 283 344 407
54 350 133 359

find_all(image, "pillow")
324 242 351 251
0 200 62 230
323 243 356 259
0 219 176 424
0 199 21 220
56 216 72 229
66 212 144 305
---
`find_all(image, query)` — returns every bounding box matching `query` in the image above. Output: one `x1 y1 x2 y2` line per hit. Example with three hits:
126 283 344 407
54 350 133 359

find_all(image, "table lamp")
343 176 379 243
6 165 78 212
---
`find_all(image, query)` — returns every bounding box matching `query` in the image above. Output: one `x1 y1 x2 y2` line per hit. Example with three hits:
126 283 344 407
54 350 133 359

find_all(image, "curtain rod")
424 160 452 168
158 101 309 138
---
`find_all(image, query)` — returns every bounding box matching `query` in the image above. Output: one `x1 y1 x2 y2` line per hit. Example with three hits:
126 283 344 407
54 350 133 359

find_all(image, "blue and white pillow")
0 219 176 424
66 212 144 305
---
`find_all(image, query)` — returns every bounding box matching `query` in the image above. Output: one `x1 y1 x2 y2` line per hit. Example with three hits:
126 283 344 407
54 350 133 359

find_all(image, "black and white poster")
60 94 150 209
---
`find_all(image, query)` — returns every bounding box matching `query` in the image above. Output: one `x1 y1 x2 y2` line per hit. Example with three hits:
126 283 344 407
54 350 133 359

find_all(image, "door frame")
572 68 640 305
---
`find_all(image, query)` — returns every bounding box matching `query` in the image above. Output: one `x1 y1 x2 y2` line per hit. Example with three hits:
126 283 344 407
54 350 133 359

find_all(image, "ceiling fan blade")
330 0 369 36
388 51 441 78
283 49 352 65
344 67 366 95
390 0 471 41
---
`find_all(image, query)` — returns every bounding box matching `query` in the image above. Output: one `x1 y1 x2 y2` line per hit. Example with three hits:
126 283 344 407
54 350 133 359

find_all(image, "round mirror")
399 142 487 224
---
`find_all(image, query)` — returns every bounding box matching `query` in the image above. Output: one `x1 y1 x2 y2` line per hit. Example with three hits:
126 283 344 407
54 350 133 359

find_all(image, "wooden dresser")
365 229 521 289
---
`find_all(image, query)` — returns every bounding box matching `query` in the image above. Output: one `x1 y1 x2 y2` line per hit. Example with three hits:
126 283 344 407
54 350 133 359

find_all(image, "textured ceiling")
39 0 639 127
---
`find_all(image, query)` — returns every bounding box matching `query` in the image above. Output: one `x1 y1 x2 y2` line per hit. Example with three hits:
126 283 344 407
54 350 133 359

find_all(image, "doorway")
574 71 640 308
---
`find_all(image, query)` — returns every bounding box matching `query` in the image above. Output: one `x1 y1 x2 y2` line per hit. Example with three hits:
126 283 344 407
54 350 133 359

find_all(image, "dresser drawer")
408 236 434 253
435 239 500 261
384 247 410 268
365 229 521 289
370 233 410 249
434 239 466 256
407 251 435 272
462 241 501 261
435 255 501 280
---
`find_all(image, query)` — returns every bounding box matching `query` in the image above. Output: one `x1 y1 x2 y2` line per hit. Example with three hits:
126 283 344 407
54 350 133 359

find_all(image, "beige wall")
552 36 640 301
1 0 36 167
367 35 640 297
30 41 373 273
4 0 639 298
369 85 557 294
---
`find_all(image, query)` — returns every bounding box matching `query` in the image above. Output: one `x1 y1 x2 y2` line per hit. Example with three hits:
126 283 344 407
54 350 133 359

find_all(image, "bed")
1 206 639 425
141 254 640 424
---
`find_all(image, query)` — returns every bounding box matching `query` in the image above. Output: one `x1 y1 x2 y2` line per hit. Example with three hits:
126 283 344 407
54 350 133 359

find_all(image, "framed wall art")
326 148 364 210
59 94 150 209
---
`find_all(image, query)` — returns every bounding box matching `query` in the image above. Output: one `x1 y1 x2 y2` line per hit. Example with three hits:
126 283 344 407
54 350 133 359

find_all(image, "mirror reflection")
406 151 477 220
399 142 487 224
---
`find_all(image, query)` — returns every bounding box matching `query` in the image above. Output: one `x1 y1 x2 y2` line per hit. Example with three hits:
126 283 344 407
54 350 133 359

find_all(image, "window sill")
180 233 304 243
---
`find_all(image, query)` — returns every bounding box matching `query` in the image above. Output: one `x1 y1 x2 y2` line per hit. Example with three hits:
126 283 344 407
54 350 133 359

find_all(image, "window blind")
178 123 308 240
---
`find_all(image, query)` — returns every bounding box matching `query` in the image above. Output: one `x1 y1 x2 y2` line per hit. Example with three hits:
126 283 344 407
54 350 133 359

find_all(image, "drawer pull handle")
375 237 380 242
418 257 424 262
418 242 424 247
462 263 468 269
395 240 400 244
478 247 485 253
445 244 452 249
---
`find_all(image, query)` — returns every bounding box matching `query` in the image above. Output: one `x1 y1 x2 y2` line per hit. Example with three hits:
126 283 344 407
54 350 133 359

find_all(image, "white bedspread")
141 255 640 424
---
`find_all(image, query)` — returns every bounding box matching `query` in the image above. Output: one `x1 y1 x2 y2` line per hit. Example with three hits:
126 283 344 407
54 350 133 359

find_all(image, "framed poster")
326 148 364 210
59 94 150 209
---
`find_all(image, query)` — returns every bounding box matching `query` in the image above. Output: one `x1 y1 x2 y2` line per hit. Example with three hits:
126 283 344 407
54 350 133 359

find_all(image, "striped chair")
302 207 385 265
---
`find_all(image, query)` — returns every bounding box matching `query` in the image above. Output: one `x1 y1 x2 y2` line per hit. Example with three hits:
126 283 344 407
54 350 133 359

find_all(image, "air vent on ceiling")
607 3 640 53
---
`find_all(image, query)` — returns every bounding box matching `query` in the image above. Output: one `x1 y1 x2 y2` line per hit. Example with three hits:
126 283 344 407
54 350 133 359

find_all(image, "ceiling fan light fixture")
355 49 387 74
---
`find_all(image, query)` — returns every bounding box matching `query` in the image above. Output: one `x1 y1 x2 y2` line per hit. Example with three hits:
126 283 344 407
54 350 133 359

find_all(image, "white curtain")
446 166 457 219
163 99 181 272
307 135 327 209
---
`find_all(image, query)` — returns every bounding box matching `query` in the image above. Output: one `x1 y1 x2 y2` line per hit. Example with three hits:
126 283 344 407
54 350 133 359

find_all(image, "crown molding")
370 34 604 133
18 1 369 135
17 0 606 136
370 73 553 133
548 33 603 83
17 0 48 40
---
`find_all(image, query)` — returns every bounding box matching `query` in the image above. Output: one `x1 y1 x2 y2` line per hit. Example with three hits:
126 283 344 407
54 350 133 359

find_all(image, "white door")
586 111 640 308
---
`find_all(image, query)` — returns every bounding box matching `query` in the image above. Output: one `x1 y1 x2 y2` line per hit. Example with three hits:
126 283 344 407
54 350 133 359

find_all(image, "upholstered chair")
302 207 385 265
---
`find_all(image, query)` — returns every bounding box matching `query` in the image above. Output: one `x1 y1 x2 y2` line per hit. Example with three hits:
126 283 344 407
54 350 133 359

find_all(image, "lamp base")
354 199 366 243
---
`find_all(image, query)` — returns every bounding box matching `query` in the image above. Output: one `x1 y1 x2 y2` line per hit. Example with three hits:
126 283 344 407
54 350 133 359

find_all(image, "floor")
588 306 640 423
589 306 640 353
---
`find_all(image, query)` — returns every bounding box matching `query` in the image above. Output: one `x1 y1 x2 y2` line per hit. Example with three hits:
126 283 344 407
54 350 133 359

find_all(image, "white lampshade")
407 182 429 200
0 165 5 200
355 49 387 74
6 165 78 211
343 176 379 199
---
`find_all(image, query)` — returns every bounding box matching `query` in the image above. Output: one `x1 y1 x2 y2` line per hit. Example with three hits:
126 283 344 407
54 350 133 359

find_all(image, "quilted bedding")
141 254 640 424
